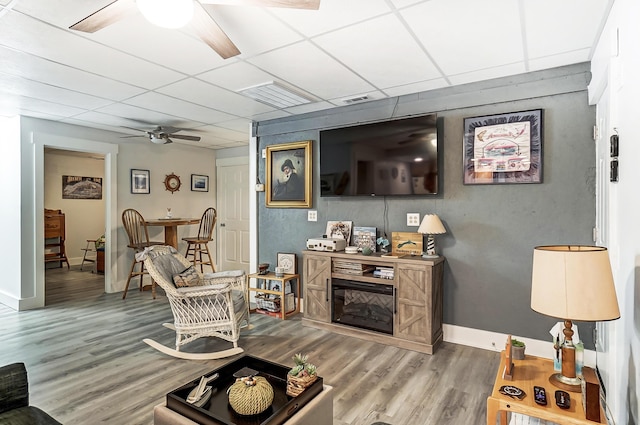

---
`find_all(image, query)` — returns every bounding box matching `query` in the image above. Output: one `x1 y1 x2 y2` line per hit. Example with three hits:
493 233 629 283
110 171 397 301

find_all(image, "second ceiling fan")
69 0 320 59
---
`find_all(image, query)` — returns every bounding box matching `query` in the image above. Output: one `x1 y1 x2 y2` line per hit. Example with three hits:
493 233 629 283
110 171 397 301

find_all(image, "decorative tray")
166 355 323 425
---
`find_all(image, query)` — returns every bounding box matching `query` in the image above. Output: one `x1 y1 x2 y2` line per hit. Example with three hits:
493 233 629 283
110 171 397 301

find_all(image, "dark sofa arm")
0 363 29 414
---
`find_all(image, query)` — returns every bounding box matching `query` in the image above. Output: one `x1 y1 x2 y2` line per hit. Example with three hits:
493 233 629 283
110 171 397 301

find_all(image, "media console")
302 250 444 354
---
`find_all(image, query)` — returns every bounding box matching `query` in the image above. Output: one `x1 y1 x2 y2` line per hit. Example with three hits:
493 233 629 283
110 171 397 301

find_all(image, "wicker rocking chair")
138 245 249 360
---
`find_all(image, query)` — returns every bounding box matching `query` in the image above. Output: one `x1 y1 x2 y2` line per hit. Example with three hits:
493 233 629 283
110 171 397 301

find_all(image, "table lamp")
417 214 446 258
530 245 620 392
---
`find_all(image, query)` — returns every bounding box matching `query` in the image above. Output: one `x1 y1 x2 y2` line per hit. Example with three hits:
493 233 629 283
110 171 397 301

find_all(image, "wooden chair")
122 209 163 299
182 207 217 273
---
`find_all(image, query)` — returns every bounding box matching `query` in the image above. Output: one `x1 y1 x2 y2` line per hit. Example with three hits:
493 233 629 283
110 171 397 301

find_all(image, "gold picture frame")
266 140 313 208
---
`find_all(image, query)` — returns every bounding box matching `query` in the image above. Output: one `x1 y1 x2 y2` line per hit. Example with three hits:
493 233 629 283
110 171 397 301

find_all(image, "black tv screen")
319 114 440 197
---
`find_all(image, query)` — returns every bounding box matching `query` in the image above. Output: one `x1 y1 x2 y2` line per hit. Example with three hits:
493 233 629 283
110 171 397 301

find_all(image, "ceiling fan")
124 126 202 144
69 0 321 59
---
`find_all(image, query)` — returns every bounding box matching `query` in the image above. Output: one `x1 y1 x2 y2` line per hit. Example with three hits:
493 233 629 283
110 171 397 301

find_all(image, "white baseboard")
443 324 596 367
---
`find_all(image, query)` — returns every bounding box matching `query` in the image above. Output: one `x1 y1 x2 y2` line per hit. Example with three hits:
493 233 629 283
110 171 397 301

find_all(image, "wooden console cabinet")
302 250 444 354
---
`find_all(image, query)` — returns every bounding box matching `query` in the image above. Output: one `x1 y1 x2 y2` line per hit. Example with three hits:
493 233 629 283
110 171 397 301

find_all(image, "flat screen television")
319 114 440 197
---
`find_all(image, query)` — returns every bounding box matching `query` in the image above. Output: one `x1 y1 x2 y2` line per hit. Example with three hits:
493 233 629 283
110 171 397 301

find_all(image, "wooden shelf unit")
247 272 301 320
44 209 70 269
302 250 444 354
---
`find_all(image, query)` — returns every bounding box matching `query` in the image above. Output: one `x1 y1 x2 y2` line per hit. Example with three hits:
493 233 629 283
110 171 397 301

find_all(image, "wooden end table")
487 351 606 424
247 272 300 320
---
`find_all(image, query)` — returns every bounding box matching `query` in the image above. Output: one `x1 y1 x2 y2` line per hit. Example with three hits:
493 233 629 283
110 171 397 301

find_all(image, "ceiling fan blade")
168 134 202 142
69 0 137 33
200 0 320 9
192 2 241 59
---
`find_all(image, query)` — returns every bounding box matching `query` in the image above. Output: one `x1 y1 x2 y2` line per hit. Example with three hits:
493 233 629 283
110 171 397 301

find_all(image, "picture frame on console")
266 140 312 208
463 109 543 185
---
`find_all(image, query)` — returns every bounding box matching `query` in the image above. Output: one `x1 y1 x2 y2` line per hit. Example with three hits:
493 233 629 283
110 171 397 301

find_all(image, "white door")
216 161 250 273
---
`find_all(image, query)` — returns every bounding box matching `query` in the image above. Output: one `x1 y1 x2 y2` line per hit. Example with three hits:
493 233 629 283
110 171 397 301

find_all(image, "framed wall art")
266 140 312 208
325 220 353 244
131 169 150 194
62 175 102 199
463 109 543 185
277 252 297 274
191 174 209 192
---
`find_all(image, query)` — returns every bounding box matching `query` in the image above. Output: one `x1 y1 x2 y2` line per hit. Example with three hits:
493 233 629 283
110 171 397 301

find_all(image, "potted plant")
286 354 318 397
512 339 526 360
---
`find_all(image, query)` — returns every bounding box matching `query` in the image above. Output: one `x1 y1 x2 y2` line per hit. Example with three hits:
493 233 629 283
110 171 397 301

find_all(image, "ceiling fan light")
137 0 194 29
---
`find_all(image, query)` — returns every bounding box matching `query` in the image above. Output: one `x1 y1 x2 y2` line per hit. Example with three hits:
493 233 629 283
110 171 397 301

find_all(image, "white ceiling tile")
251 110 293 121
314 14 441 89
214 118 252 133
523 0 609 59
0 92 86 117
124 92 237 123
382 78 449 98
0 72 112 109
528 50 591 72
448 63 526 86
93 103 205 129
401 0 523 76
63 111 161 131
287 101 338 114
195 124 248 143
0 11 184 89
389 0 425 8
198 62 275 91
202 5 303 57
271 0 392 37
0 46 146 101
157 78 276 117
248 41 375 100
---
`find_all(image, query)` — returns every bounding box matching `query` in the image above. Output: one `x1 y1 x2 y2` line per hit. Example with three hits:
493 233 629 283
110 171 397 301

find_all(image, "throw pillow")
173 266 201 287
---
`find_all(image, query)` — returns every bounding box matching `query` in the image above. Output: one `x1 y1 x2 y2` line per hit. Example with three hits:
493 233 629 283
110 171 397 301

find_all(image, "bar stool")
182 207 216 273
80 239 96 272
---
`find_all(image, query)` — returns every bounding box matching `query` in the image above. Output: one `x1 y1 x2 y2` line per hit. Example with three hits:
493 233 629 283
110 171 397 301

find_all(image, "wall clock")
164 173 181 194
277 252 297 274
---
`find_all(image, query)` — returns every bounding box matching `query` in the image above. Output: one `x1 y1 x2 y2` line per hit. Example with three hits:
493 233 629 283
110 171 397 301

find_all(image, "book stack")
373 266 394 279
333 261 375 275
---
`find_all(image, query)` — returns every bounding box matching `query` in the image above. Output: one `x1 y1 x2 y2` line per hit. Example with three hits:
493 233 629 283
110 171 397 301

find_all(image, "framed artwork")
326 221 353 244
62 175 102 199
191 174 209 192
463 109 543 185
277 252 297 274
353 226 377 252
391 232 423 256
266 140 312 208
131 169 150 194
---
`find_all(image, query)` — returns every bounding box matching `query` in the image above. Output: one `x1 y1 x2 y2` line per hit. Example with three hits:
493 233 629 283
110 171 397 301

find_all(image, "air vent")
238 81 313 109
342 95 370 104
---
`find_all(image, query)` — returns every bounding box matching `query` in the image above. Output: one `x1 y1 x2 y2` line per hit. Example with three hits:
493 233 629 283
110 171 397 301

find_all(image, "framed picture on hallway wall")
131 169 150 194
265 140 313 208
463 109 543 185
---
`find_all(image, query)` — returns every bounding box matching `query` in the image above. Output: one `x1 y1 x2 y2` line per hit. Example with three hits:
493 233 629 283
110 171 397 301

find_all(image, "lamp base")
421 253 439 259
548 372 582 393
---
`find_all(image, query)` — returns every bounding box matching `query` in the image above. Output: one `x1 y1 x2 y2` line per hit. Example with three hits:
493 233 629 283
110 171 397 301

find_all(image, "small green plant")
288 353 317 378
512 339 525 347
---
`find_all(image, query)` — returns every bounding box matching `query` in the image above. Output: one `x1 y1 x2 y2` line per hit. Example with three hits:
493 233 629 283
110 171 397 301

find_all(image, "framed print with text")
463 109 543 185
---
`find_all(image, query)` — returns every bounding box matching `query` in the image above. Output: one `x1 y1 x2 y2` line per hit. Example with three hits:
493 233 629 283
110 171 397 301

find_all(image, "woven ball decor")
228 376 274 416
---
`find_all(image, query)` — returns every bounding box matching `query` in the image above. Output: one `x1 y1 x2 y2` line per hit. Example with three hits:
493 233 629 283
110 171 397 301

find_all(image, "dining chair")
122 208 164 299
182 207 217 273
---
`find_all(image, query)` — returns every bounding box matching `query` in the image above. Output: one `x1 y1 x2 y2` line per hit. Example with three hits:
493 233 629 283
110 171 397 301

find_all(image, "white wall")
44 151 106 265
589 0 640 423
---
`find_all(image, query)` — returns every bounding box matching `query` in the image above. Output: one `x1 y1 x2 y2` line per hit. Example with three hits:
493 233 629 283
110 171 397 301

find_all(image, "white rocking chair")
138 245 249 360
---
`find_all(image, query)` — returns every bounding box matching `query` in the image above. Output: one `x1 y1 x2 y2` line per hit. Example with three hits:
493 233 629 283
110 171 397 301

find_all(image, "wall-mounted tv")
319 114 440 197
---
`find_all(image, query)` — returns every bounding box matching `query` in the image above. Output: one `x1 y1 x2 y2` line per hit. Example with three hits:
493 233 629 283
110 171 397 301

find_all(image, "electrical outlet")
308 210 317 222
407 213 420 226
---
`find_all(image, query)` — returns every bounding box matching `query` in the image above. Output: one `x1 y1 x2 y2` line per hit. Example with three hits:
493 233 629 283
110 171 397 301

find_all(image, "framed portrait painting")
266 140 312 208
131 169 150 194
463 109 543 185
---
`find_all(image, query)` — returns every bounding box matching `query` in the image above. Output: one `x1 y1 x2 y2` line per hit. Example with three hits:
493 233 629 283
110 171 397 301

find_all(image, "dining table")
145 217 200 249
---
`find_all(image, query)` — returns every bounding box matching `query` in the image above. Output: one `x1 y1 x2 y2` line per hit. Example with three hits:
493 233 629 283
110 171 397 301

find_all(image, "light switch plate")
407 213 420 226
308 211 317 222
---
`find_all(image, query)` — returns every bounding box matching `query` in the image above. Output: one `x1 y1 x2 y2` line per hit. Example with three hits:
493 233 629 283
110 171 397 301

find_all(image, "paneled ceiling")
0 0 612 149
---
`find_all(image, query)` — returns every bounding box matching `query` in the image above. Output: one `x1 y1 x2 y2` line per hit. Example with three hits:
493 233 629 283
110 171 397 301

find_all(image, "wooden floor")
0 266 500 425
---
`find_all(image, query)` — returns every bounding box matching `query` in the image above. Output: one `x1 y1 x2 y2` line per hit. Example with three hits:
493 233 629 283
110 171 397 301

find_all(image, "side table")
247 272 300 320
487 351 606 424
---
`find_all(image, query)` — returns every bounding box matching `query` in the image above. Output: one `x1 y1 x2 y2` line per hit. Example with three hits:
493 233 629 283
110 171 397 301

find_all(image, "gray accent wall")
256 63 596 347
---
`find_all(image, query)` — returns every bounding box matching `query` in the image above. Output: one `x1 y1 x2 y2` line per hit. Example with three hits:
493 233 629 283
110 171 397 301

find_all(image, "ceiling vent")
238 81 314 109
342 95 370 104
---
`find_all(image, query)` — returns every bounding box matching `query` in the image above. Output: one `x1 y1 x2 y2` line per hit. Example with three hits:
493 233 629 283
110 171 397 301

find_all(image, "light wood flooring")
0 266 500 425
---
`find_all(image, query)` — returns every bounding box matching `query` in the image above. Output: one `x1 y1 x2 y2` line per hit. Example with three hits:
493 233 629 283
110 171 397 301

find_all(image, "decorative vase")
512 345 526 360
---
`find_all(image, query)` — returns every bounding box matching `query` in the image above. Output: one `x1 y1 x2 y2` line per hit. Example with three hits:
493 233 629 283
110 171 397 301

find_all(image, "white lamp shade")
137 0 194 29
531 245 620 321
418 214 446 235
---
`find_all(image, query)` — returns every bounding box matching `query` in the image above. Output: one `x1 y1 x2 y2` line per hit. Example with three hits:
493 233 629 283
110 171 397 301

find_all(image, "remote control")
533 386 547 405
555 390 571 409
